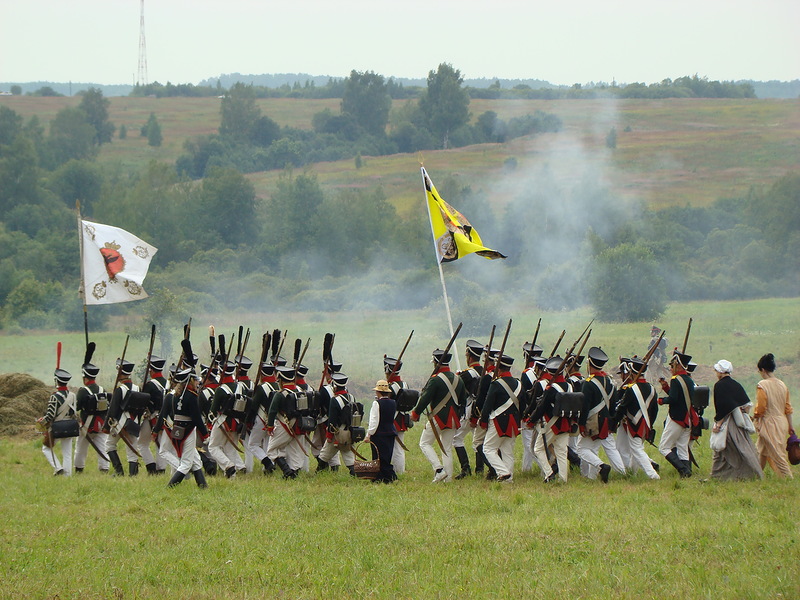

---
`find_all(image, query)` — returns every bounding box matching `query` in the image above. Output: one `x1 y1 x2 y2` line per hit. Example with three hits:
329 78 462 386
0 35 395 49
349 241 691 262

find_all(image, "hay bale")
0 373 51 437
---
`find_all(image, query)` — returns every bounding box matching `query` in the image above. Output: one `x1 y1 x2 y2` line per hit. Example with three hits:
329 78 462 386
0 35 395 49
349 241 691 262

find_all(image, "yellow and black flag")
422 167 506 263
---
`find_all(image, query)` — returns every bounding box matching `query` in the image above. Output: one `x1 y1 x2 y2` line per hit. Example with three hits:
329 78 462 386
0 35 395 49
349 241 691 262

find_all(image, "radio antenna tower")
137 0 148 86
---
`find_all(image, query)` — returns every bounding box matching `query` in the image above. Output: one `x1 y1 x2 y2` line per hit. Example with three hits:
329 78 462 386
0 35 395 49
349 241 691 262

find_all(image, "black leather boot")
225 466 237 479
261 456 275 474
567 447 582 470
315 457 329 472
128 461 139 477
665 450 691 478
145 462 157 475
193 469 208 488
108 450 124 476
475 445 486 474
167 470 185 487
347 464 356 477
454 446 472 480
275 457 297 479
75 467 84 473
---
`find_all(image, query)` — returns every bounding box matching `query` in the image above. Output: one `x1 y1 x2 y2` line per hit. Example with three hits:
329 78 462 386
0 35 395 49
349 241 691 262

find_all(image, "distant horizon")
1 1 797 87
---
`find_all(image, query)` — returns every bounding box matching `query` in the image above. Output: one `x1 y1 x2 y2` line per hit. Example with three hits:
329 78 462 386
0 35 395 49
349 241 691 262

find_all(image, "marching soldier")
196 362 219 475
657 350 696 477
479 354 521 482
647 326 670 385
104 359 143 477
313 361 343 471
613 357 660 479
529 356 574 482
40 368 78 476
294 363 317 473
161 367 210 488
266 365 306 478
471 345 498 479
208 361 246 478
316 372 362 476
246 361 280 474
454 341 483 479
577 347 625 482
74 358 109 473
384 356 413 476
519 342 543 473
234 355 255 473
411 349 467 483
141 356 168 475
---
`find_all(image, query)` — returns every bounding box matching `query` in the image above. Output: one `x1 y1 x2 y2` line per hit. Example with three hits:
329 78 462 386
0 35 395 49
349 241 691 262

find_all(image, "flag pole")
421 167 462 371
76 200 89 349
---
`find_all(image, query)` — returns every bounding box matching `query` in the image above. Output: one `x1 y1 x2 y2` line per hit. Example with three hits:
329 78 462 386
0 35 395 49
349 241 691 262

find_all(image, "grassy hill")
2 95 798 212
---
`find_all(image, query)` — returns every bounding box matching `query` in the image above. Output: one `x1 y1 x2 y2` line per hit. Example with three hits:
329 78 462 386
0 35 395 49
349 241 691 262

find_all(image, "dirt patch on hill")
0 373 50 437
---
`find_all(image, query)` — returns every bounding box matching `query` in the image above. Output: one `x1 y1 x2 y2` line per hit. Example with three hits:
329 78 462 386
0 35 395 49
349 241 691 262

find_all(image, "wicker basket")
353 441 381 480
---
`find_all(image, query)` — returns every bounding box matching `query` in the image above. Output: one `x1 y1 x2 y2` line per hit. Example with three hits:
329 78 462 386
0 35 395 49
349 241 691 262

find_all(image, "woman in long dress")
709 360 763 480
753 353 794 478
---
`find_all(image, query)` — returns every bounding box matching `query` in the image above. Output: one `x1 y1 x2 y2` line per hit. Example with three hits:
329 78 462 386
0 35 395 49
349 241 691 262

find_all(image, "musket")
491 319 513 381
318 333 334 389
141 324 156 390
46 342 63 466
213 330 244 453
423 322 463 457
681 318 693 354
482 325 497 374
549 330 566 358
530 318 542 351
387 330 414 382
253 332 271 388
564 328 593 376
624 329 666 448
108 335 141 458
275 329 288 362
550 320 594 382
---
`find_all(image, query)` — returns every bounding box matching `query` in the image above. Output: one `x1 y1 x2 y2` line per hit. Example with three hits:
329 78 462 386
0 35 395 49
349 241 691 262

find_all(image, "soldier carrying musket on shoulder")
103 340 147 477
40 357 79 476
459 339 485 477
315 372 363 476
411 342 467 483
74 343 110 473
576 347 626 483
157 349 209 489
657 349 697 478
246 332 280 476
612 356 661 479
141 354 169 475
479 351 522 483
519 341 544 473
208 348 246 479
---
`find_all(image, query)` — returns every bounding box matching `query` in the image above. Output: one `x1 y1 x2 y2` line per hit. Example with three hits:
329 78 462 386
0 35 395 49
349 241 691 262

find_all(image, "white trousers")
137 419 157 466
577 434 626 478
659 418 690 461
74 432 109 470
43 437 75 475
483 424 515 479
534 429 569 482
319 439 355 467
208 423 243 471
158 430 180 471
391 431 406 475
521 427 535 472
617 428 660 479
174 430 203 475
419 422 455 479
105 430 139 462
248 417 270 463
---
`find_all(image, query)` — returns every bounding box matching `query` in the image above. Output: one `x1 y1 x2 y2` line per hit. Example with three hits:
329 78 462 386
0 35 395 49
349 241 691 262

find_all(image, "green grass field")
1 299 798 599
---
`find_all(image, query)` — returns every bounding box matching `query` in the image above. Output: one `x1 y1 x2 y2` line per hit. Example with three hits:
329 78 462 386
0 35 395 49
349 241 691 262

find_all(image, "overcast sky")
1 0 798 85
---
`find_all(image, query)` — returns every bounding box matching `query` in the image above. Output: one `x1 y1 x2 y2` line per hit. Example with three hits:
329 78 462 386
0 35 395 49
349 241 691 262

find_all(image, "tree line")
0 72 797 333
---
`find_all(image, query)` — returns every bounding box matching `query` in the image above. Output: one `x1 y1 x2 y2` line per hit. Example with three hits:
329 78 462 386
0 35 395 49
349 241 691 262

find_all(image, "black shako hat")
54 368 72 384
671 350 692 369
149 356 167 371
431 349 452 365
116 359 135 375
465 340 484 358
331 372 349 387
587 346 609 368
522 342 544 358
277 366 296 381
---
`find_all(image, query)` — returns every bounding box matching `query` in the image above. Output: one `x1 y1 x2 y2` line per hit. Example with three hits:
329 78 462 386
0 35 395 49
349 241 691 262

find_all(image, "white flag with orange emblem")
80 220 158 305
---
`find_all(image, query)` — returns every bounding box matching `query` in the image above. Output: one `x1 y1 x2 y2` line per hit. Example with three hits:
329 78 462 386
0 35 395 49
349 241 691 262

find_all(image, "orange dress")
754 377 793 478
